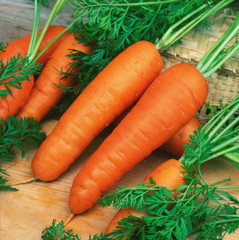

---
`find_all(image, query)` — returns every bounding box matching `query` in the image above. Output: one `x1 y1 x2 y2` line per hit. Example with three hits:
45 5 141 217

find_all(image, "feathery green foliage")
53 0 234 114
41 219 109 240
0 54 41 99
0 116 46 191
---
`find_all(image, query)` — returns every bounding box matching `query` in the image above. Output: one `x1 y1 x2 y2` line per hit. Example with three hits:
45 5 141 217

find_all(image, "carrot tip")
11 176 38 186
64 213 75 227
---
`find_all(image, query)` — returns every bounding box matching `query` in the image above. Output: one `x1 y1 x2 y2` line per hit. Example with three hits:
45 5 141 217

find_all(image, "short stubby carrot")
161 117 203 157
17 33 92 122
31 40 163 181
104 159 185 234
0 75 34 120
68 63 208 214
0 25 70 66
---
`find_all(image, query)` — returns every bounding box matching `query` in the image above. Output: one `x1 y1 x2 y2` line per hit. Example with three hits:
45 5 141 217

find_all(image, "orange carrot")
161 117 203 157
17 33 92 122
0 74 34 120
113 107 203 157
31 40 163 181
0 25 70 66
104 159 184 234
68 63 208 214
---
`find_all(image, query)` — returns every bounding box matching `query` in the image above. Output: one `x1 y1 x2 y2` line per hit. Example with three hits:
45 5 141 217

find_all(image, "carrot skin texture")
104 159 185 234
115 112 203 157
68 63 208 214
31 40 163 181
0 25 70 66
161 117 203 157
17 33 92 122
0 75 34 120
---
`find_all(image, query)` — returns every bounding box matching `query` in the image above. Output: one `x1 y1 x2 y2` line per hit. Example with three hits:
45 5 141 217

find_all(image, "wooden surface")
1 120 239 240
0 1 239 239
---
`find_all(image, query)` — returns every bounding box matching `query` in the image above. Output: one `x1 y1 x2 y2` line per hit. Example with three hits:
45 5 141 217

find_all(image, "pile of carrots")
0 27 208 212
1 28 206 217
1 8 238 237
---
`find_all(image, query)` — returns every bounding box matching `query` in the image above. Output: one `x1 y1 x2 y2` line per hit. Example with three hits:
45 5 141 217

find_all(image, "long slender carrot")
0 25 70 66
104 159 184 234
68 62 208 214
104 94 239 236
0 75 34 120
30 40 163 181
17 33 92 122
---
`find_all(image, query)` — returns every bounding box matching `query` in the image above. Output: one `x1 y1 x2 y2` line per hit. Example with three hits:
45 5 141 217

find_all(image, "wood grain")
0 0 74 43
0 1 239 239
1 120 239 239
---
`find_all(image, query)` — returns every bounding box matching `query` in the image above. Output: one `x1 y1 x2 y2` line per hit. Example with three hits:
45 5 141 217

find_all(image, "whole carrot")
31 40 163 181
102 93 239 238
68 13 239 215
0 25 70 66
104 159 184 234
17 33 92 122
68 63 208 214
24 0 231 186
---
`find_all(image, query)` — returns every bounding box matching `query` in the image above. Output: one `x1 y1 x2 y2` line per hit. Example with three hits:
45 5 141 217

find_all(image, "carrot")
17 33 92 122
68 62 208 214
104 159 184 234
114 109 203 158
0 25 70 66
67 13 239 215
0 74 34 120
161 117 203 157
103 93 239 238
30 40 163 181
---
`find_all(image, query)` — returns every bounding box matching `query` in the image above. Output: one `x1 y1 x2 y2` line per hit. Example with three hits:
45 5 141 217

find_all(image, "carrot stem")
197 12 239 78
224 152 239 164
33 21 74 63
155 0 234 51
26 0 41 61
29 0 70 62
179 95 239 166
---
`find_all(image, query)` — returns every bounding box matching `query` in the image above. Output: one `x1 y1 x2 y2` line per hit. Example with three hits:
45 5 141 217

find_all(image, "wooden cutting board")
0 1 239 239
